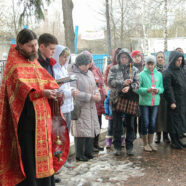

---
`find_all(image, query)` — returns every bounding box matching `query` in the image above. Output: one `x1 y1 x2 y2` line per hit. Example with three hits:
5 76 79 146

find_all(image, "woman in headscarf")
107 48 140 156
155 51 170 144
68 53 101 161
53 45 79 133
163 51 186 149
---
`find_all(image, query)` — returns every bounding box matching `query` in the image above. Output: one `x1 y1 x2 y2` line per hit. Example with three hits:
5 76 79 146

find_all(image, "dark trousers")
112 111 135 150
75 137 93 159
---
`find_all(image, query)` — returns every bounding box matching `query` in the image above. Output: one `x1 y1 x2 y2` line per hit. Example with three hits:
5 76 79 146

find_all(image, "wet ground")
56 138 186 186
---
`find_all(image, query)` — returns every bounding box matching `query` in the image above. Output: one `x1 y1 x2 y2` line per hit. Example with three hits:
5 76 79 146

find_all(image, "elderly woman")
108 48 140 156
81 50 107 152
163 51 186 149
69 53 101 161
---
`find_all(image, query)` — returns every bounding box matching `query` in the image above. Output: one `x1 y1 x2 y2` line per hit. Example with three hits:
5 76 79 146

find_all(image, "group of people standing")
0 28 186 186
104 47 186 157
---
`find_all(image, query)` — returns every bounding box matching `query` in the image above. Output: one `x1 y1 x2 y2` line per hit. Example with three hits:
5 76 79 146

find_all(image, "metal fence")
0 60 6 83
92 54 108 74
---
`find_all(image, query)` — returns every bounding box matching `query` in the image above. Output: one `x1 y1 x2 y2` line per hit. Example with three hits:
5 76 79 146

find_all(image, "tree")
18 0 75 52
62 0 75 52
105 0 112 56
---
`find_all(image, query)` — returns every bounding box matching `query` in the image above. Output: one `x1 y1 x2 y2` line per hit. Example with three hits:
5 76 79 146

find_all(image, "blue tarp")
92 54 108 73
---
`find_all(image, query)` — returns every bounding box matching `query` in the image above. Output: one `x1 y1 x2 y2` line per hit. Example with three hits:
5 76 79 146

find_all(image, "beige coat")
69 64 100 137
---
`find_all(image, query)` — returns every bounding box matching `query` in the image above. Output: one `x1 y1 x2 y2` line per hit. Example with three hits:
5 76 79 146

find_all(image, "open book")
56 75 77 85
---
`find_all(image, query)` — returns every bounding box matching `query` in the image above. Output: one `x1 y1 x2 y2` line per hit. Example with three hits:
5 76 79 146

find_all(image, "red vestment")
0 46 69 185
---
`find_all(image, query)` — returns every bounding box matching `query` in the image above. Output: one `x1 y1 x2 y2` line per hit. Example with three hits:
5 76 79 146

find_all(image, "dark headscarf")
168 51 185 70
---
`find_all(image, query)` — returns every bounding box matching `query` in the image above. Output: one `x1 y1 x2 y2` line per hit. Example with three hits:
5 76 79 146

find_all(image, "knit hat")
145 55 156 65
131 50 142 58
81 50 93 62
75 53 92 66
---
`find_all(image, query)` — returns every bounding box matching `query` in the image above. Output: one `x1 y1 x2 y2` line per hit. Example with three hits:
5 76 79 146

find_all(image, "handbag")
71 79 82 120
116 97 139 116
71 100 81 120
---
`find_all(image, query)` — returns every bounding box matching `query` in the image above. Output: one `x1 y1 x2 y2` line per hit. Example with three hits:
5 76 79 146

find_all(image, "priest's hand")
43 89 57 100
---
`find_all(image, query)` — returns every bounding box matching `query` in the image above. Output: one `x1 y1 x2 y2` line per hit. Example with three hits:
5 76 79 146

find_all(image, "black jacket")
163 51 186 135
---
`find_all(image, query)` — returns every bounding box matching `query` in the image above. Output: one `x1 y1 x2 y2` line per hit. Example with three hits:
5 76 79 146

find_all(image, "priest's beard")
16 46 38 61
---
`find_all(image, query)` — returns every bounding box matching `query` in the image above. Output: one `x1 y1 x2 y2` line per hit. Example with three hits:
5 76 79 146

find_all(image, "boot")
121 136 125 148
163 132 170 143
114 149 121 156
142 135 152 152
106 137 112 149
170 133 183 149
75 137 88 161
176 135 186 148
155 132 161 143
94 135 104 151
148 134 157 151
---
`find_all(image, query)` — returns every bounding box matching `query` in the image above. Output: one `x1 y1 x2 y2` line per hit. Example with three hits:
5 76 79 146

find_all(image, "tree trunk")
105 0 112 57
12 0 18 36
62 0 75 52
163 0 168 52
110 0 116 48
142 0 149 55
120 0 124 47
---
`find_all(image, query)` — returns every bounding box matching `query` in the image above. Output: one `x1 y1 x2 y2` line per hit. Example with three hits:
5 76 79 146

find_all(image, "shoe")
85 154 95 159
126 148 134 156
55 178 61 183
163 132 170 143
121 137 125 148
177 139 186 148
97 145 104 151
106 138 112 149
143 144 152 152
171 143 183 149
114 149 121 156
149 144 157 151
148 134 157 151
142 135 152 152
93 147 99 152
155 132 161 144
170 133 184 149
76 156 88 162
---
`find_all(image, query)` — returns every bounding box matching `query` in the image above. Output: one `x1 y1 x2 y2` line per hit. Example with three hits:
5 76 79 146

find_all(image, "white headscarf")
52 45 70 69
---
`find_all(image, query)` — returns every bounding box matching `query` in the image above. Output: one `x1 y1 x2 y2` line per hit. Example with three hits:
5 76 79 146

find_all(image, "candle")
129 63 132 79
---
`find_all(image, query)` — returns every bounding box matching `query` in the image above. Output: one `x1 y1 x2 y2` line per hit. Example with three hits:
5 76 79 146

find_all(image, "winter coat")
163 51 186 135
68 64 100 137
104 48 120 86
107 48 140 111
52 45 74 114
104 90 112 117
137 67 164 106
90 63 106 116
156 63 168 132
